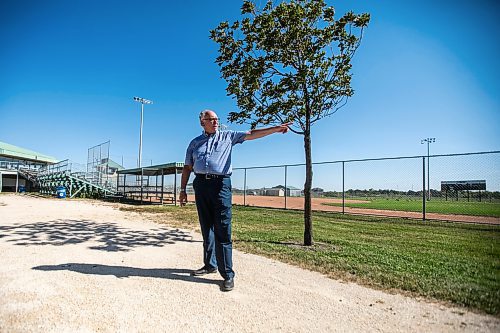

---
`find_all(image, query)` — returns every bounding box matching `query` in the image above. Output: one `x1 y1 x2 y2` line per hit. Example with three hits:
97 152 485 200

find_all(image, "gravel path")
0 194 498 332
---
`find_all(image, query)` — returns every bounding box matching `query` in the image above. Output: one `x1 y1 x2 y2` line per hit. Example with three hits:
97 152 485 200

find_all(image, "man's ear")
200 120 204 126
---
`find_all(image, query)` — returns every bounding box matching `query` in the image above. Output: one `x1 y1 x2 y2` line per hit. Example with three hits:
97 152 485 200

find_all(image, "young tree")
210 0 369 245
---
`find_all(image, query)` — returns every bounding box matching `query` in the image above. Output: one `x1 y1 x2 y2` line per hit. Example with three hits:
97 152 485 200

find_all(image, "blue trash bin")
56 186 66 199
18 185 26 193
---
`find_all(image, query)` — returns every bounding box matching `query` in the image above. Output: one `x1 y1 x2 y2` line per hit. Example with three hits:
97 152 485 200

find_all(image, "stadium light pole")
133 96 153 168
421 137 436 201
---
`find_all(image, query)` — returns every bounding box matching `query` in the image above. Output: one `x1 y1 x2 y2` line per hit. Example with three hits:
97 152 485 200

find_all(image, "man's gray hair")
199 109 214 120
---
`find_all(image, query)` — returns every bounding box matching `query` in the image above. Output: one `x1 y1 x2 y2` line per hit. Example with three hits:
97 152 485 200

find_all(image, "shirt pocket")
214 144 228 155
196 150 207 159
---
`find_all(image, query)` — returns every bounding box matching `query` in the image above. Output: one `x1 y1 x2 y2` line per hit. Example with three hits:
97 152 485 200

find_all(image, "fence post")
422 157 426 221
123 174 127 196
284 165 287 210
342 161 345 214
160 169 164 205
173 168 177 206
116 173 119 194
141 168 144 204
243 168 247 206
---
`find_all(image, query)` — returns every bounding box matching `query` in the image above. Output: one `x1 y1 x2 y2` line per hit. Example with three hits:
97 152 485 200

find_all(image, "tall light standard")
421 137 436 201
133 96 153 167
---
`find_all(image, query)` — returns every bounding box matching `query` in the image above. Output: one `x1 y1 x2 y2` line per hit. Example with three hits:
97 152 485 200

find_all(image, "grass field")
121 204 500 316
322 197 500 217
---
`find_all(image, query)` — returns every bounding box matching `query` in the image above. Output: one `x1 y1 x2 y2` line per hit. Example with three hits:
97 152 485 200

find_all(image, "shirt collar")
203 130 218 137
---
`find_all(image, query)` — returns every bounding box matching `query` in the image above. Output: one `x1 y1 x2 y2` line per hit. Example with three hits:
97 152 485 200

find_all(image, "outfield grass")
121 204 500 316
323 197 500 217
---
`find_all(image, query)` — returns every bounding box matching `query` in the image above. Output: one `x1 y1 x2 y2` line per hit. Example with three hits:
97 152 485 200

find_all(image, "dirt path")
0 194 498 332
230 195 500 225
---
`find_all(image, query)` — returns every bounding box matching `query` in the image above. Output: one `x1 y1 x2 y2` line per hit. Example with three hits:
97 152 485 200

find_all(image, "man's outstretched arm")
244 122 292 141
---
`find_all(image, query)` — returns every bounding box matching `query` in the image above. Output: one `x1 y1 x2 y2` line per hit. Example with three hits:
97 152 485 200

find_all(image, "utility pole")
133 96 153 168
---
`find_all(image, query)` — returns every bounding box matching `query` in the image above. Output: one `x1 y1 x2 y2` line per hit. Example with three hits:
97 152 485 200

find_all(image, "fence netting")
232 151 500 223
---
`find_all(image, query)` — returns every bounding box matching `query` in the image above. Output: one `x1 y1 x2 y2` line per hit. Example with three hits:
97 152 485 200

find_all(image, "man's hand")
179 165 192 207
245 122 293 141
179 191 188 206
276 122 292 134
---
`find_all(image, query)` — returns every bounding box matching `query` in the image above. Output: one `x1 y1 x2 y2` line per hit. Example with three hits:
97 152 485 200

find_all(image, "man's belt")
195 173 229 180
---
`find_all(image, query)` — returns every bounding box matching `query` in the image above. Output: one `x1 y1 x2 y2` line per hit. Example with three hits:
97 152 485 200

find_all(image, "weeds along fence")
231 151 500 223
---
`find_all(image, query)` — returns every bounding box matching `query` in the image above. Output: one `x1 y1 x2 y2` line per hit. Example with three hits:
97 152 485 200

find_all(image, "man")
179 109 290 292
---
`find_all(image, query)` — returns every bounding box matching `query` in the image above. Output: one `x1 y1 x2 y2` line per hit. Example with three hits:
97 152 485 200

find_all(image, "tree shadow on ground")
32 263 220 286
0 219 199 252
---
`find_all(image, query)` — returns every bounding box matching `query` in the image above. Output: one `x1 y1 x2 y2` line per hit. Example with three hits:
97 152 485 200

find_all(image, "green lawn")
323 197 500 217
121 204 500 316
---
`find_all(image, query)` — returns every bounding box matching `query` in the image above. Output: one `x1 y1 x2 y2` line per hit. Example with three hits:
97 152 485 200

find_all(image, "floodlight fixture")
421 137 435 145
133 96 153 105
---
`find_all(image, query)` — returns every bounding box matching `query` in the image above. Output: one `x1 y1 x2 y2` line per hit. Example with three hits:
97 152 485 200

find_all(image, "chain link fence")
232 151 500 223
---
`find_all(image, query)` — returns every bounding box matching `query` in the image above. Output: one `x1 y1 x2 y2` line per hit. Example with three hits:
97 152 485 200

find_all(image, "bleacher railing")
38 159 117 192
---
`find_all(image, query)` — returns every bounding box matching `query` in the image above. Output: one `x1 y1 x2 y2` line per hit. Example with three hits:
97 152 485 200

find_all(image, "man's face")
201 111 219 134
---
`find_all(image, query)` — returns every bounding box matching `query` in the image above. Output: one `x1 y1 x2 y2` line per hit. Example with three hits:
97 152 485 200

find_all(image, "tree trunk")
303 130 313 246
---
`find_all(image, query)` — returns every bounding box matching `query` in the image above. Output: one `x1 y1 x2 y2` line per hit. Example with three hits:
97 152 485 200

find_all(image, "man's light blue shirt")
185 130 247 175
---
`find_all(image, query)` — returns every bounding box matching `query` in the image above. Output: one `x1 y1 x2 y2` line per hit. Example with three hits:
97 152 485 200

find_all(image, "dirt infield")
230 195 500 225
1 194 499 332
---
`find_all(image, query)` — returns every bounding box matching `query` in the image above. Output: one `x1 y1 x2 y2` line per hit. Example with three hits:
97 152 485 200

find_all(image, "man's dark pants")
193 175 234 279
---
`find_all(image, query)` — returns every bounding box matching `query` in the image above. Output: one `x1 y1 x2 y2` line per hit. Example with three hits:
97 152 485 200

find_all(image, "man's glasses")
203 117 219 122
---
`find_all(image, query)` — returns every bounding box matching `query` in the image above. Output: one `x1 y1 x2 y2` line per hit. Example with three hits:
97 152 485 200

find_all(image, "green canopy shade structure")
0 141 58 193
0 141 58 164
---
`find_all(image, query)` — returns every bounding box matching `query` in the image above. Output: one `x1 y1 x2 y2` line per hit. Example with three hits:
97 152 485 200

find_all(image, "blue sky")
1 0 499 190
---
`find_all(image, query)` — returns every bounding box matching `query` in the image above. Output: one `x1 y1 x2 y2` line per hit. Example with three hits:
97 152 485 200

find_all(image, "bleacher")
37 160 117 198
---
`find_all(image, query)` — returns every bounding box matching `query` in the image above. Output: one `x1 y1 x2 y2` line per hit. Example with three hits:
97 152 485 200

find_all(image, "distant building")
285 186 302 197
263 185 302 197
264 187 285 197
0 141 58 192
96 158 125 189
98 158 125 175
311 187 324 197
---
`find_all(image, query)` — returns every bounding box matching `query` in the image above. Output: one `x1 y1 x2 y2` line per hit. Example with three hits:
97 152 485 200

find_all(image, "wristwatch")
180 189 186 193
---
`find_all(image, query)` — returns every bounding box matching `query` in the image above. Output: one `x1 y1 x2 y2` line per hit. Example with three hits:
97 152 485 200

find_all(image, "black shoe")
222 278 234 291
191 266 217 276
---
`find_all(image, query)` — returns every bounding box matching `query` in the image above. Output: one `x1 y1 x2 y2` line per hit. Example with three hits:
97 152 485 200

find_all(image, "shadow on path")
32 263 220 286
0 219 199 252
